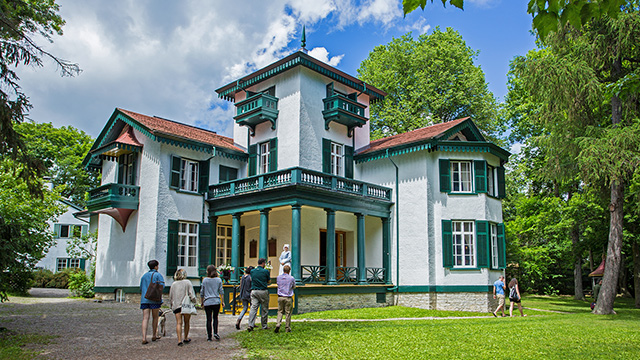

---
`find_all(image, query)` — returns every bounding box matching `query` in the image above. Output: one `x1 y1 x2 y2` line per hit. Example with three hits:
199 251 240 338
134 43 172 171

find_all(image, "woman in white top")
279 244 291 275
169 269 197 346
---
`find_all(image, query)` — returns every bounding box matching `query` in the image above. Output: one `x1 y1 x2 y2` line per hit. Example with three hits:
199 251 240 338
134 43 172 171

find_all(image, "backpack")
509 286 519 301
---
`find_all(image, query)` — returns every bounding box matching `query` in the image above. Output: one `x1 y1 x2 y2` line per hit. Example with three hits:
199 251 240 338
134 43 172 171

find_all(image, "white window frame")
178 222 198 274
331 142 343 176
216 225 233 266
452 221 475 268
56 257 82 272
57 224 82 238
259 141 270 175
451 161 473 193
487 165 497 197
119 153 135 185
180 159 199 192
490 223 499 269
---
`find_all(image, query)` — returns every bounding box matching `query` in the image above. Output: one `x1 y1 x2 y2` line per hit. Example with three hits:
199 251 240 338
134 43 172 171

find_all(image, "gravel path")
0 289 245 359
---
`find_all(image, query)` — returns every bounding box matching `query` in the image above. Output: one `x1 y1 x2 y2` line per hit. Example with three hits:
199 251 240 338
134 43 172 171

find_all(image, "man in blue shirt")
247 258 271 331
493 275 506 317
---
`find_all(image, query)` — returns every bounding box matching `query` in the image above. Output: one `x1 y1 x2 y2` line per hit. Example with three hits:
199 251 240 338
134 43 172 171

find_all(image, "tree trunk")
594 75 623 314
633 241 640 309
572 225 584 300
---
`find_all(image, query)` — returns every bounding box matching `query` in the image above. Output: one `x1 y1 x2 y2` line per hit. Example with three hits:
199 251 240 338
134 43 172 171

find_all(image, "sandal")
177 342 183 346
183 338 191 344
152 336 159 341
142 340 149 345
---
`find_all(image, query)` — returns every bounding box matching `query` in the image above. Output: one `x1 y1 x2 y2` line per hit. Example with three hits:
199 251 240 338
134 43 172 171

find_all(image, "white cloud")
403 17 432 35
17 0 406 139
308 47 344 66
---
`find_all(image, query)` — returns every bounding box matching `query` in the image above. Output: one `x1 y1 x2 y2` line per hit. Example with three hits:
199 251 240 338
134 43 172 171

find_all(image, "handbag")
181 294 197 315
144 272 163 302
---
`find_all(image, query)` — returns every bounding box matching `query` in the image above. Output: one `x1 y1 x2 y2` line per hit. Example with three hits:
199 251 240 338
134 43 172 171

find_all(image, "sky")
19 0 537 139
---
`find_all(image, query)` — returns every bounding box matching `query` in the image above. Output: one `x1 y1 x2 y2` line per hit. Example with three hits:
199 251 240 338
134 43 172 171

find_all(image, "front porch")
207 167 394 287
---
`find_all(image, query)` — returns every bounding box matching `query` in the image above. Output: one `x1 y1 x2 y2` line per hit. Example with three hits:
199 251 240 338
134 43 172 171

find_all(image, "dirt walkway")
0 289 245 359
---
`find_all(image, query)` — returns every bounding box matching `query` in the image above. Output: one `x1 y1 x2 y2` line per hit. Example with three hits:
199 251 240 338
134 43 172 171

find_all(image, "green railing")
301 265 326 284
323 93 366 118
87 183 139 211
366 267 385 284
336 267 358 283
208 167 391 201
234 93 279 131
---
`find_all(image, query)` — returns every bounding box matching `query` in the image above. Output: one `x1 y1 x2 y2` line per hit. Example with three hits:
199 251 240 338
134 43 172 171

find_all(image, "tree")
503 10 640 314
0 159 64 301
357 28 499 141
0 0 79 196
15 122 99 207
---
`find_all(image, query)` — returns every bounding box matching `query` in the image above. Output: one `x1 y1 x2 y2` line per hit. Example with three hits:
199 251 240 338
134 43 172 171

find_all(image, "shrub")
31 268 76 289
31 269 54 288
68 270 94 298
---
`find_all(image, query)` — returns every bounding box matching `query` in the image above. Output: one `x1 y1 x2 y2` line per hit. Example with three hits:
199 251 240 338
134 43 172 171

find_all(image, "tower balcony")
322 93 367 137
234 93 279 135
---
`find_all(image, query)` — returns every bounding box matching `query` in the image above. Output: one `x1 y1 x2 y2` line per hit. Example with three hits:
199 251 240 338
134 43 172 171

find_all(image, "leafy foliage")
30 267 75 289
358 28 499 141
15 122 98 207
0 0 79 196
0 159 64 301
68 269 94 298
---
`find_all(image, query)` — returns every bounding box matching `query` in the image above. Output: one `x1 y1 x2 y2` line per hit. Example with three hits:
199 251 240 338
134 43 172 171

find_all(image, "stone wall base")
395 292 495 312
297 292 394 314
95 292 170 305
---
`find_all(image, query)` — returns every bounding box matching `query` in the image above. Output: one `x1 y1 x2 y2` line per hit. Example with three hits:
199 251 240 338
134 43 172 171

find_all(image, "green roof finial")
301 25 307 53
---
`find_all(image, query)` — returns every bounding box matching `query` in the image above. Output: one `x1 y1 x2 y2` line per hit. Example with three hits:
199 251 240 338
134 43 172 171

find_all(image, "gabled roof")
83 108 247 168
216 51 386 103
355 117 510 163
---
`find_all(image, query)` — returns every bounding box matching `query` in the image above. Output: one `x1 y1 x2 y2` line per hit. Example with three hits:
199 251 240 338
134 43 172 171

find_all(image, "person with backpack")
508 278 526 317
492 275 506 317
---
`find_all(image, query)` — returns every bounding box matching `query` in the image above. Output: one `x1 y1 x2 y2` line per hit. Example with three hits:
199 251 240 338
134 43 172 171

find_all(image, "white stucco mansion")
83 48 509 312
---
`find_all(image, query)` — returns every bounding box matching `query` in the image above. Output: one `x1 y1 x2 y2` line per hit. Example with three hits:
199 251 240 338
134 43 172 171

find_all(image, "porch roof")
207 167 393 218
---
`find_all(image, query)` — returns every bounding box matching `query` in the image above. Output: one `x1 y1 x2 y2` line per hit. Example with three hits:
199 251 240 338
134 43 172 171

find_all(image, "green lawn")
0 328 52 360
236 296 640 359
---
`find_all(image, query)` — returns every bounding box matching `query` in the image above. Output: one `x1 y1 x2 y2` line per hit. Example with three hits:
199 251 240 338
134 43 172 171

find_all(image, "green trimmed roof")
216 51 386 103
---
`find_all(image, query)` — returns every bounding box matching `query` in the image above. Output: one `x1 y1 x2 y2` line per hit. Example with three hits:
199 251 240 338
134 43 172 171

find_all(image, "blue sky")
19 0 537 138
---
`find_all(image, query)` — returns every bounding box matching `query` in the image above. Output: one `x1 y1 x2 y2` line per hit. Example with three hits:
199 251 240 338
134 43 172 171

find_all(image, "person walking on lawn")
493 275 506 317
275 264 296 333
247 258 270 332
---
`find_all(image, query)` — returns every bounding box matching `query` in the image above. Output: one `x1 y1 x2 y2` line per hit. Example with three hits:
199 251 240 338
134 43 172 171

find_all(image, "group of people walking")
139 245 296 345
492 275 526 317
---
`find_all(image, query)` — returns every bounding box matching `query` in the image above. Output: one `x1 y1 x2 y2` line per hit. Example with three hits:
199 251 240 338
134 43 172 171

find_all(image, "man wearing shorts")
140 260 165 344
493 275 506 317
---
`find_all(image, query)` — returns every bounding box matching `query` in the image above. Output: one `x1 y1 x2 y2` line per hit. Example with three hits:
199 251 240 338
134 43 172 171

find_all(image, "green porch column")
209 215 218 267
291 204 302 285
259 208 271 260
382 216 391 284
356 213 367 285
325 208 337 285
231 212 243 284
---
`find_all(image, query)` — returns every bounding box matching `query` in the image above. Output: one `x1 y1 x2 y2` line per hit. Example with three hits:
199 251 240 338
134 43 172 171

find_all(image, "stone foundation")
297 292 393 314
396 292 494 312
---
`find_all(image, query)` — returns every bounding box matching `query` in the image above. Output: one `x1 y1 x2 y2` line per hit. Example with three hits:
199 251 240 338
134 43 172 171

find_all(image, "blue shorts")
140 303 161 310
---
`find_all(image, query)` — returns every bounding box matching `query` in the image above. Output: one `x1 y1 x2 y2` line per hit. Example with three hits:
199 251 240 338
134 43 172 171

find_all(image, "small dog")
158 309 172 338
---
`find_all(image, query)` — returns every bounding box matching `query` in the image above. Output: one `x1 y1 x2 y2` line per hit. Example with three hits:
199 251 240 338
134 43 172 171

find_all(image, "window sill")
448 192 478 196
447 267 483 271
173 189 204 196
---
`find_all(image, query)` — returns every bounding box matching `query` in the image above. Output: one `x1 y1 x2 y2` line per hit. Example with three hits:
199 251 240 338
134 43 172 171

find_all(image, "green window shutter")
442 220 453 268
81 225 88 236
167 220 179 276
439 159 451 193
269 138 278 172
198 160 210 194
198 223 211 277
497 166 506 199
322 138 331 174
248 144 257 176
54 224 61 238
497 223 506 269
476 220 489 268
474 160 487 193
79 258 86 270
170 155 181 189
344 145 354 179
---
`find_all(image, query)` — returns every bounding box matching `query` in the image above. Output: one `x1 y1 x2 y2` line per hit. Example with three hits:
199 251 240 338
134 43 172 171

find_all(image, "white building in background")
83 47 509 313
36 198 89 273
